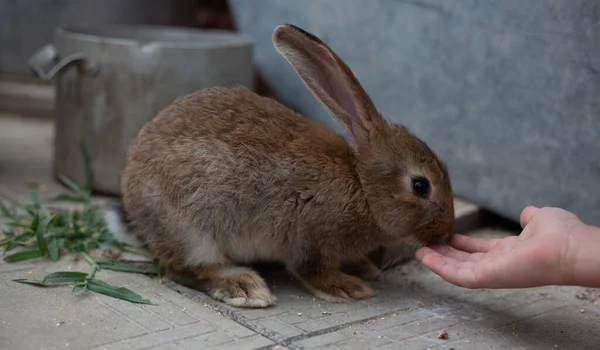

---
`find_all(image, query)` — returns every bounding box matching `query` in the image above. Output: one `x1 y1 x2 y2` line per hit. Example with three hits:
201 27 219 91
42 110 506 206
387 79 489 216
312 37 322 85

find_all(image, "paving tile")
431 306 600 350
0 260 148 350
96 323 216 350
0 256 260 350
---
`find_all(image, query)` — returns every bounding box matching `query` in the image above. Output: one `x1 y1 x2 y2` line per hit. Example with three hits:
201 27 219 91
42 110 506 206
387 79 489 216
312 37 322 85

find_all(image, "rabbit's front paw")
295 269 375 303
201 266 276 308
342 258 382 281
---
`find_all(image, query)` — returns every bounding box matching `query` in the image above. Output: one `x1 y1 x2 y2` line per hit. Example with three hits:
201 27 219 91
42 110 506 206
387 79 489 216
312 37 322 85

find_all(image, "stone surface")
0 257 271 350
228 0 600 226
167 254 600 350
3 248 599 350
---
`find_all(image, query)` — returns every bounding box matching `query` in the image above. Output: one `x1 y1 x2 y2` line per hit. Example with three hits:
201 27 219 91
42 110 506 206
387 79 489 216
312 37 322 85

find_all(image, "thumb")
520 206 541 228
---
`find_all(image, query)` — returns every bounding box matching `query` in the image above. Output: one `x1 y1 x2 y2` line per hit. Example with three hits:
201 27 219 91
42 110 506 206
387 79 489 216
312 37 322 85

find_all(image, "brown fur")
121 24 454 308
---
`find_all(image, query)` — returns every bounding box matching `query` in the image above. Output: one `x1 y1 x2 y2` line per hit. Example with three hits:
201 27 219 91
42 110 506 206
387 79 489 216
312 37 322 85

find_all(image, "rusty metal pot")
29 25 254 196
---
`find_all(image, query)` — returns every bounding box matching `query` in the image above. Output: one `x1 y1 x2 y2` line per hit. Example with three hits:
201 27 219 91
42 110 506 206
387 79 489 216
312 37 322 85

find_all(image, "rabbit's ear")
273 24 383 140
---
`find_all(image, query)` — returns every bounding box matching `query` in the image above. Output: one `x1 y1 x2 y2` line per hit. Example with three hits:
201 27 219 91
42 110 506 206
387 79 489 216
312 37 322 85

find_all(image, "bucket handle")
28 44 99 82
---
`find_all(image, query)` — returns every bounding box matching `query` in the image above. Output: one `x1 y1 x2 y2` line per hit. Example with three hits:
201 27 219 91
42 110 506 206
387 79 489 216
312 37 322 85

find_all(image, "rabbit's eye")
412 177 430 198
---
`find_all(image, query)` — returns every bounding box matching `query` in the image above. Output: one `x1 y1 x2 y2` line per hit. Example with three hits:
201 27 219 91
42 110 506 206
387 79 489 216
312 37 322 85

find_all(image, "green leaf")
51 194 87 203
58 174 90 200
81 252 96 266
15 230 34 241
0 201 16 219
34 215 54 255
3 249 44 262
87 264 97 279
4 242 23 252
30 214 40 232
79 139 93 190
43 271 88 283
48 236 59 262
3 228 15 237
40 214 55 229
4 230 34 252
96 260 146 274
85 278 152 304
30 189 40 208
0 237 13 247
72 282 87 293
13 278 48 286
13 271 88 286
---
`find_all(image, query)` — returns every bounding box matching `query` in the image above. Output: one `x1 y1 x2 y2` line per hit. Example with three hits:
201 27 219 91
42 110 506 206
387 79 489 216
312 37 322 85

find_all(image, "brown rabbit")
120 24 455 308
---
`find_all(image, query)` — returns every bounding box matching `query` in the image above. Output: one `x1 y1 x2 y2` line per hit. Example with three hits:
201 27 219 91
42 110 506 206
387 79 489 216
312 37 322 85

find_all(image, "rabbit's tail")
103 199 145 248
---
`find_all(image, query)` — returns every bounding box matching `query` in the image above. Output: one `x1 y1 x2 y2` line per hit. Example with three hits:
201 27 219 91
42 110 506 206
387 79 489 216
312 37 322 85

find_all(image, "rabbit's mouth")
412 228 453 248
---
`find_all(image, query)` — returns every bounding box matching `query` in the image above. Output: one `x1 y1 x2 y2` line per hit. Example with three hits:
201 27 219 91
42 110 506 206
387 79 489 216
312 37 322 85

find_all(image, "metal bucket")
28 25 255 196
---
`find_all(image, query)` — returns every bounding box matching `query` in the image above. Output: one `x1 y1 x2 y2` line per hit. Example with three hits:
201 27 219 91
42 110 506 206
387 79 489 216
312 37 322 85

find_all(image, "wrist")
562 224 600 288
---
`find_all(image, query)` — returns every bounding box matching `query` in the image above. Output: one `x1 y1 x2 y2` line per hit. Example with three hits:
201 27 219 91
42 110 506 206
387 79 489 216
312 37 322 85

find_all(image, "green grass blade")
48 236 59 262
30 189 40 208
81 252 96 266
3 249 44 262
57 174 84 193
30 214 40 231
40 214 55 229
85 278 153 304
13 271 88 286
51 194 87 203
13 278 48 286
34 215 54 255
14 230 34 241
5 231 33 252
72 282 87 293
43 271 88 283
57 174 90 201
0 201 16 219
96 260 146 274
4 242 25 252
87 264 98 279
3 228 15 237
0 237 13 247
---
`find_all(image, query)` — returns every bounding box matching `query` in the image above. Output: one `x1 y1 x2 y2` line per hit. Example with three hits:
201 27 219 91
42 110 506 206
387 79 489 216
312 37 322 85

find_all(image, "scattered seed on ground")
437 331 449 339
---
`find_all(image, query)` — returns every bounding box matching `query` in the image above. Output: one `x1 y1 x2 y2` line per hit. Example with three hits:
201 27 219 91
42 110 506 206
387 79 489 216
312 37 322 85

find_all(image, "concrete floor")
1 112 599 350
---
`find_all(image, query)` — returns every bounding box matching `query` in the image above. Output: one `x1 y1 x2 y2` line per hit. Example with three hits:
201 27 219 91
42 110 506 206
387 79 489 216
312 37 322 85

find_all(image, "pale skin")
416 206 600 289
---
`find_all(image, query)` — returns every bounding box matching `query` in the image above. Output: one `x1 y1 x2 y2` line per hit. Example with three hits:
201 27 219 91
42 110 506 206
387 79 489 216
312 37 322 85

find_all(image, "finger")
419 251 480 288
448 234 501 253
427 244 472 262
520 205 541 228
415 246 437 262
415 246 467 263
417 248 457 275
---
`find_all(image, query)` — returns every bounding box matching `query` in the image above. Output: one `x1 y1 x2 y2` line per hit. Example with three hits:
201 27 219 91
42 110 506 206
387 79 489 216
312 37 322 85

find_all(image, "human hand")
415 206 600 289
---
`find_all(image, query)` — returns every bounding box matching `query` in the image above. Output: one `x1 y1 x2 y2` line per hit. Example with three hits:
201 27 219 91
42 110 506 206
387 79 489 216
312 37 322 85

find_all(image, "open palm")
415 206 585 289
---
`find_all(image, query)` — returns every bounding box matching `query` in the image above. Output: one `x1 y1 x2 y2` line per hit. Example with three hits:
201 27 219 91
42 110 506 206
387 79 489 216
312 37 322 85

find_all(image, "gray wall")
229 0 600 225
